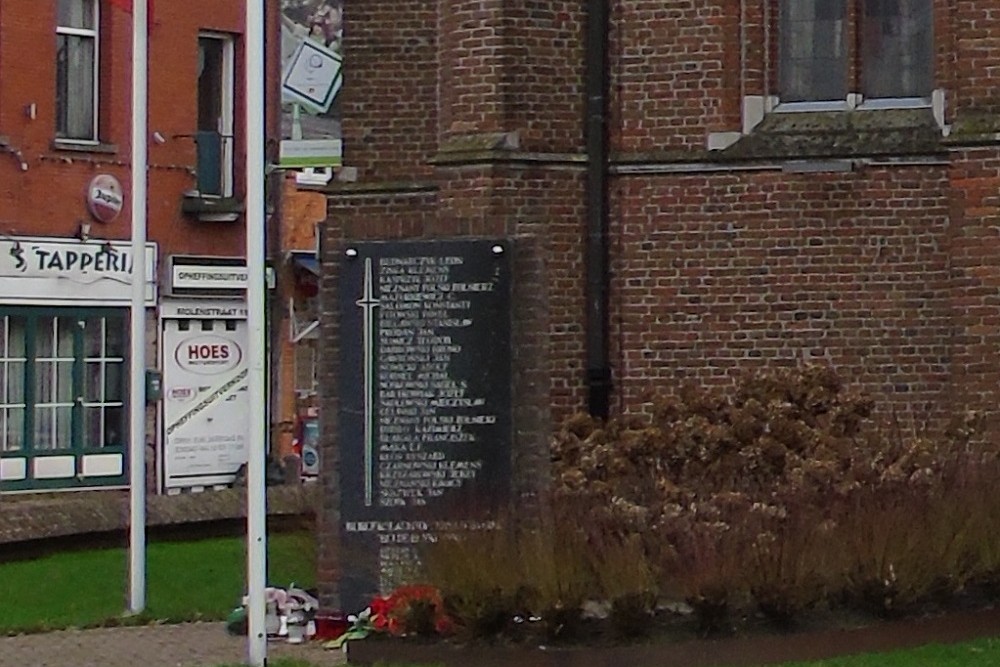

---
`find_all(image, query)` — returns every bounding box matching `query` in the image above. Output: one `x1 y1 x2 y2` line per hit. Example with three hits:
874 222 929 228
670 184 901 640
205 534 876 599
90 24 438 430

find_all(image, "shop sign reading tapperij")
0 237 156 304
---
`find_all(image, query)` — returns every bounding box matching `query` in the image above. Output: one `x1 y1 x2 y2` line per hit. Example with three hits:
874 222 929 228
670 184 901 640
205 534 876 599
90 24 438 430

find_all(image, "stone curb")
0 484 319 545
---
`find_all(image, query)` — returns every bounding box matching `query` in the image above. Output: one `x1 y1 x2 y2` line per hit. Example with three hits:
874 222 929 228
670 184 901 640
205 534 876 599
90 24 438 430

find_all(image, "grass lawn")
772 636 1000 667
0 531 315 633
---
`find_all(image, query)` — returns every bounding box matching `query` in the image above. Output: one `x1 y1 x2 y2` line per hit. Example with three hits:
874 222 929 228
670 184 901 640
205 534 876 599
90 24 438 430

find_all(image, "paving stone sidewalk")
0 622 345 667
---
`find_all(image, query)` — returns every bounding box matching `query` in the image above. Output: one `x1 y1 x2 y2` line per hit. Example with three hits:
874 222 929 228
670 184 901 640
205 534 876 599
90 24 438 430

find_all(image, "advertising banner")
162 317 250 489
280 0 344 168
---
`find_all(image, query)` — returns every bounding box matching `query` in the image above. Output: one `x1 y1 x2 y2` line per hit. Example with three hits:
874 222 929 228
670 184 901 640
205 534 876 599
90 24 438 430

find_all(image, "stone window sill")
51 139 119 154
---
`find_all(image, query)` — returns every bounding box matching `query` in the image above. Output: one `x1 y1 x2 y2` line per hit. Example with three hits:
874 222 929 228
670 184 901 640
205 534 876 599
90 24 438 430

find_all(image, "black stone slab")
338 238 512 612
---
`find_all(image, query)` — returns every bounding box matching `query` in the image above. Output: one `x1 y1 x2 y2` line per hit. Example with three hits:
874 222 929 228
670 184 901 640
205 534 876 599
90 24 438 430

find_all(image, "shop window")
56 0 99 141
778 0 932 103
0 316 27 453
33 316 76 450
0 308 125 452
82 315 126 449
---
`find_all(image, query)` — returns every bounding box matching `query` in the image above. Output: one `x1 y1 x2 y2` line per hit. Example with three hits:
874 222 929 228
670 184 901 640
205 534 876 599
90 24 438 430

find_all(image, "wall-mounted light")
76 222 91 242
345 248 358 258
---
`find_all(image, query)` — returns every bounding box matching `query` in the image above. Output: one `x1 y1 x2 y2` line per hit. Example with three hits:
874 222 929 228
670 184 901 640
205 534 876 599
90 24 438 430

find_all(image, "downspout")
266 0 284 466
585 0 611 419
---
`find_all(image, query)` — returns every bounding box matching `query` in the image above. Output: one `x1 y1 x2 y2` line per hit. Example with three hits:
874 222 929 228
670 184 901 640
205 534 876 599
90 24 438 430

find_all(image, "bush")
419 513 595 641
416 364 1000 642
552 364 1000 627
609 591 657 640
419 498 673 641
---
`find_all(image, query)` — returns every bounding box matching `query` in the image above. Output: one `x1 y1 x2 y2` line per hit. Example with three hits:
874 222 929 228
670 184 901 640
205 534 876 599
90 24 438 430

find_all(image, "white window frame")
774 0 934 112
55 0 100 143
198 32 236 198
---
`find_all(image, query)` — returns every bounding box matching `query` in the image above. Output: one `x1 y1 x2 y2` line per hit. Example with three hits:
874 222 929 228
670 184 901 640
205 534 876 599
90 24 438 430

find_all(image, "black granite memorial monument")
338 238 512 612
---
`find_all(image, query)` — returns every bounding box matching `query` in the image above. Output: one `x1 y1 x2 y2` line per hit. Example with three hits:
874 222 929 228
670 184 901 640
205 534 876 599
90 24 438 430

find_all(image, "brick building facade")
0 0 284 493
317 1 1000 605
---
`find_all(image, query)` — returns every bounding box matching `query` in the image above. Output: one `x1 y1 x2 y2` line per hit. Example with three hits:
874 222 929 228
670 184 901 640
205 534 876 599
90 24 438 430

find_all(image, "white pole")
128 0 149 615
246 0 268 664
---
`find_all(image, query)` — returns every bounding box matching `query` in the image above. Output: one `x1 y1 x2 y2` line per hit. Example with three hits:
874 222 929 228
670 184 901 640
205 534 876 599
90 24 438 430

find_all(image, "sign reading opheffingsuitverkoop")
162 316 250 489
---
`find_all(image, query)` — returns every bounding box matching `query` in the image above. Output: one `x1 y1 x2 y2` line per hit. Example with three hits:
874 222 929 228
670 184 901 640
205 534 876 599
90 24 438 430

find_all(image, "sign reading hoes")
338 239 512 612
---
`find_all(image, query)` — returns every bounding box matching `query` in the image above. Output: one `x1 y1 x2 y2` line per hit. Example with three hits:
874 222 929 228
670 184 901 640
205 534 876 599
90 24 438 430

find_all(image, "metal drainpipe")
585 0 611 419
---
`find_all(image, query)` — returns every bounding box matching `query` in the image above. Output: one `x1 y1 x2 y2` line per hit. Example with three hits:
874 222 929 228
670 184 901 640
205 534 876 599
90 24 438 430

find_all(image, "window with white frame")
56 0 99 141
779 0 933 104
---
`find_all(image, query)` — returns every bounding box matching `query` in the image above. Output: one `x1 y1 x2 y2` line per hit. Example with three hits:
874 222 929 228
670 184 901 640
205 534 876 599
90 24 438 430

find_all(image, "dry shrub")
419 499 669 642
585 528 660 639
745 504 836 627
418 364 1000 642
419 510 595 641
833 447 1000 615
417 524 531 639
957 453 1000 586
553 364 1000 626
587 531 658 603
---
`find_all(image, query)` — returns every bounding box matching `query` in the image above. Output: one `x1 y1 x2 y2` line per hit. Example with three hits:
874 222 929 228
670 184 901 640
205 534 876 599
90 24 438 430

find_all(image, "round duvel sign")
86 174 124 223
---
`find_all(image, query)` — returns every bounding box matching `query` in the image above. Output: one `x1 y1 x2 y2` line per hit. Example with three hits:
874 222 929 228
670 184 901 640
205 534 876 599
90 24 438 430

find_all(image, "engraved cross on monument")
355 257 380 507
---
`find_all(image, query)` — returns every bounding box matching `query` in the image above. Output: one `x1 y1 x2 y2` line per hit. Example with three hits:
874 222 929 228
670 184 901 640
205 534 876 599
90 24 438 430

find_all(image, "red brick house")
0 0 283 493
317 1 1000 605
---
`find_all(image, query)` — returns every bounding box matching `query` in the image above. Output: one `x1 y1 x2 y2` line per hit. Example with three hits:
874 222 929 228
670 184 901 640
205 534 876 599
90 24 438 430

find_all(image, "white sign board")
0 236 156 304
280 0 343 168
171 263 276 291
282 38 343 113
159 299 248 320
279 139 343 168
162 317 249 489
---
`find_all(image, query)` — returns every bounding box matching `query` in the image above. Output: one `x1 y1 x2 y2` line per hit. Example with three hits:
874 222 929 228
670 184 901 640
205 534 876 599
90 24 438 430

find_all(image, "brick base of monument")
345 605 1000 667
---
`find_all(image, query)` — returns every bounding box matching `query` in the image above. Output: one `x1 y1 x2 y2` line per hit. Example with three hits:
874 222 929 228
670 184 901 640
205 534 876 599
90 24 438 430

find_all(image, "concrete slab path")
0 622 345 667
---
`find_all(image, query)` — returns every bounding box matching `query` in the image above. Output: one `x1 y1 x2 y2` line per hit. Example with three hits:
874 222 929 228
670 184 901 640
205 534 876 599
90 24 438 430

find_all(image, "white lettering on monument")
366 256 496 509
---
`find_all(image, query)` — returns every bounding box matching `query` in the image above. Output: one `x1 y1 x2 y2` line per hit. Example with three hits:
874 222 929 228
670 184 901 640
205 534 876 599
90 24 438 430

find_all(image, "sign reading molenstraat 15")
0 237 157 304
